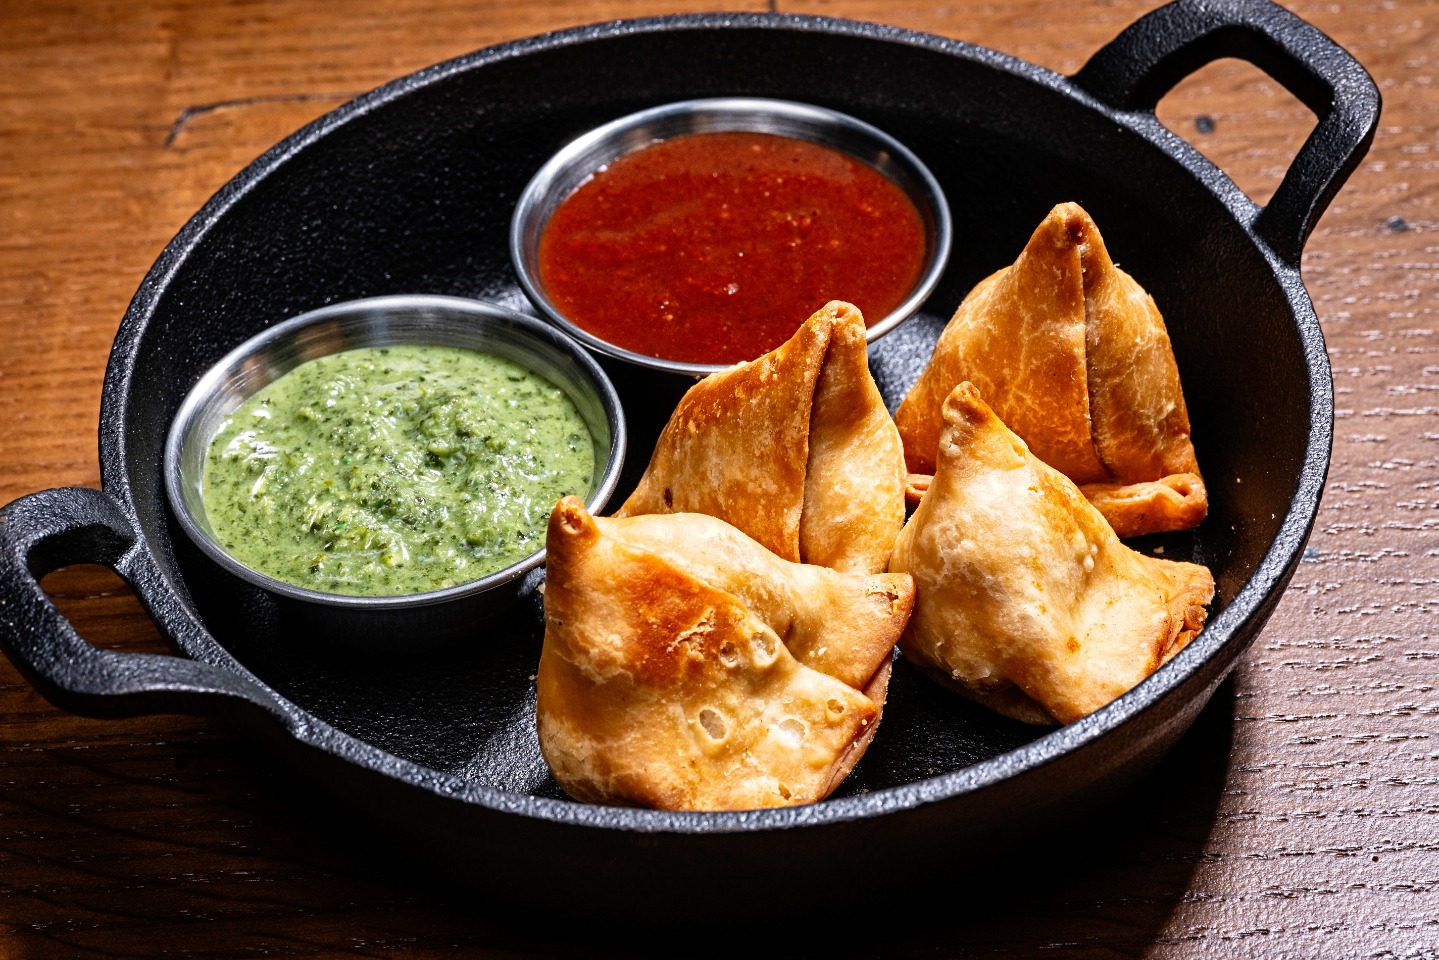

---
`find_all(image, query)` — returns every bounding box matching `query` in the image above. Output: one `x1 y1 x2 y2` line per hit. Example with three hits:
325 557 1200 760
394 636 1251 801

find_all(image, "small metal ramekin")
164 295 626 655
510 97 953 377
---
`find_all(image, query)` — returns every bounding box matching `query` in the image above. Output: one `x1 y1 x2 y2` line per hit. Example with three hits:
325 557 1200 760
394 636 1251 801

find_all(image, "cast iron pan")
0 0 1378 916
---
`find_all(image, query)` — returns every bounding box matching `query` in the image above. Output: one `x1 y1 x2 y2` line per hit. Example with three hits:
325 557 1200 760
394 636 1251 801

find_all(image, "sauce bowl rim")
509 95 953 376
162 293 627 611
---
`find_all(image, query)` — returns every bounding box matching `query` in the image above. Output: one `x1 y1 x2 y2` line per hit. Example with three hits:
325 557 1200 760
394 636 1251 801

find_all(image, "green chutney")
202 345 594 596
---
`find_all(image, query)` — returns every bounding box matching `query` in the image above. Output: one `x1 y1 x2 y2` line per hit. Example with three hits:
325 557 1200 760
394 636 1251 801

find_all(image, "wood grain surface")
1 0 1436 956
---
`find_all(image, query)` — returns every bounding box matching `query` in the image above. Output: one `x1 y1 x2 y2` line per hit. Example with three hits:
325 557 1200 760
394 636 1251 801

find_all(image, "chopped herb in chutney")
201 345 594 596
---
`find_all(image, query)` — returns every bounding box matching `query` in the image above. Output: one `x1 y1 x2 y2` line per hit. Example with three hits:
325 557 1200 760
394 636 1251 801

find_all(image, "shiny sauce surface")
537 131 927 365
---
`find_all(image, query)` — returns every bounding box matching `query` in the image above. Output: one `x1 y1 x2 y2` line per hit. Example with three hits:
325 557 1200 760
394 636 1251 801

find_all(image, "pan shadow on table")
452 681 1239 959
410 683 1235 960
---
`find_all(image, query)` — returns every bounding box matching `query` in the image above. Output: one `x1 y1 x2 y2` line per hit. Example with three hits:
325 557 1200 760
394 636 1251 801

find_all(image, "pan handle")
0 486 288 724
1072 0 1380 266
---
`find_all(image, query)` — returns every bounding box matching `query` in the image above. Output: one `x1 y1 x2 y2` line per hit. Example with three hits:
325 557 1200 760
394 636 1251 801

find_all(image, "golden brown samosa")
889 383 1214 726
598 510 912 691
895 203 1206 538
538 497 910 810
615 300 905 575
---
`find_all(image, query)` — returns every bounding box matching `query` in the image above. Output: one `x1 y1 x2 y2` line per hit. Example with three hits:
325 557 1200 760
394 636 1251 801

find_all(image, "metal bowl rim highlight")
509 96 954 376
162 293 628 611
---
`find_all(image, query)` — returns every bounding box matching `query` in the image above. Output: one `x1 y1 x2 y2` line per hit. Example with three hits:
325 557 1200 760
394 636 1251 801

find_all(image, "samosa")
597 510 911 691
895 203 1206 538
538 497 911 810
889 382 1214 726
615 300 905 575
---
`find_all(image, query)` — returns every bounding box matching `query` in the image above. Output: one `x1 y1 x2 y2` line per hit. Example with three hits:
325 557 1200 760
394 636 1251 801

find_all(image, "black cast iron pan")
0 0 1378 916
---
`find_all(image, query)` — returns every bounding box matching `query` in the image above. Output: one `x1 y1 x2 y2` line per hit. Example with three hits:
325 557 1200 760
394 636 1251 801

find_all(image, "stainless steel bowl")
510 96 953 377
163 294 627 655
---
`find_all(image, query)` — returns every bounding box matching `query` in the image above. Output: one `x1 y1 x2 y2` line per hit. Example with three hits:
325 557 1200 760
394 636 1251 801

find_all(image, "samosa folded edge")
538 497 913 810
890 382 1214 726
895 202 1207 538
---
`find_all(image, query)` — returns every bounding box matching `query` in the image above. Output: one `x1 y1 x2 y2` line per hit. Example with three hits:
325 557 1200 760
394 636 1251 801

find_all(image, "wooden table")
1 0 1434 955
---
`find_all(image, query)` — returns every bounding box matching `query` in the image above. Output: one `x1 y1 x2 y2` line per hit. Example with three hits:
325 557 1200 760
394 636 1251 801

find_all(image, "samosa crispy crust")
538 497 907 810
1078 474 1207 540
616 300 905 574
598 511 912 690
889 383 1214 726
895 203 1206 536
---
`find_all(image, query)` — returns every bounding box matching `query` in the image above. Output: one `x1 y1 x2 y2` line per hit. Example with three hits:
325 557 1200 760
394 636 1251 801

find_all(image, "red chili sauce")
536 131 928 365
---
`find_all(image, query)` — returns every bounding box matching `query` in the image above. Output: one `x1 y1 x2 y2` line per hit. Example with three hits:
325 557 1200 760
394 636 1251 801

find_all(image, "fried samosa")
895 202 1206 538
615 300 905 575
598 511 912 691
889 382 1214 726
538 497 911 810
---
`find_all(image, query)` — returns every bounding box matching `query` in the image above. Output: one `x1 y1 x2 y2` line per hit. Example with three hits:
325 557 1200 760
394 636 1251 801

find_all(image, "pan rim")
95 11 1332 835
